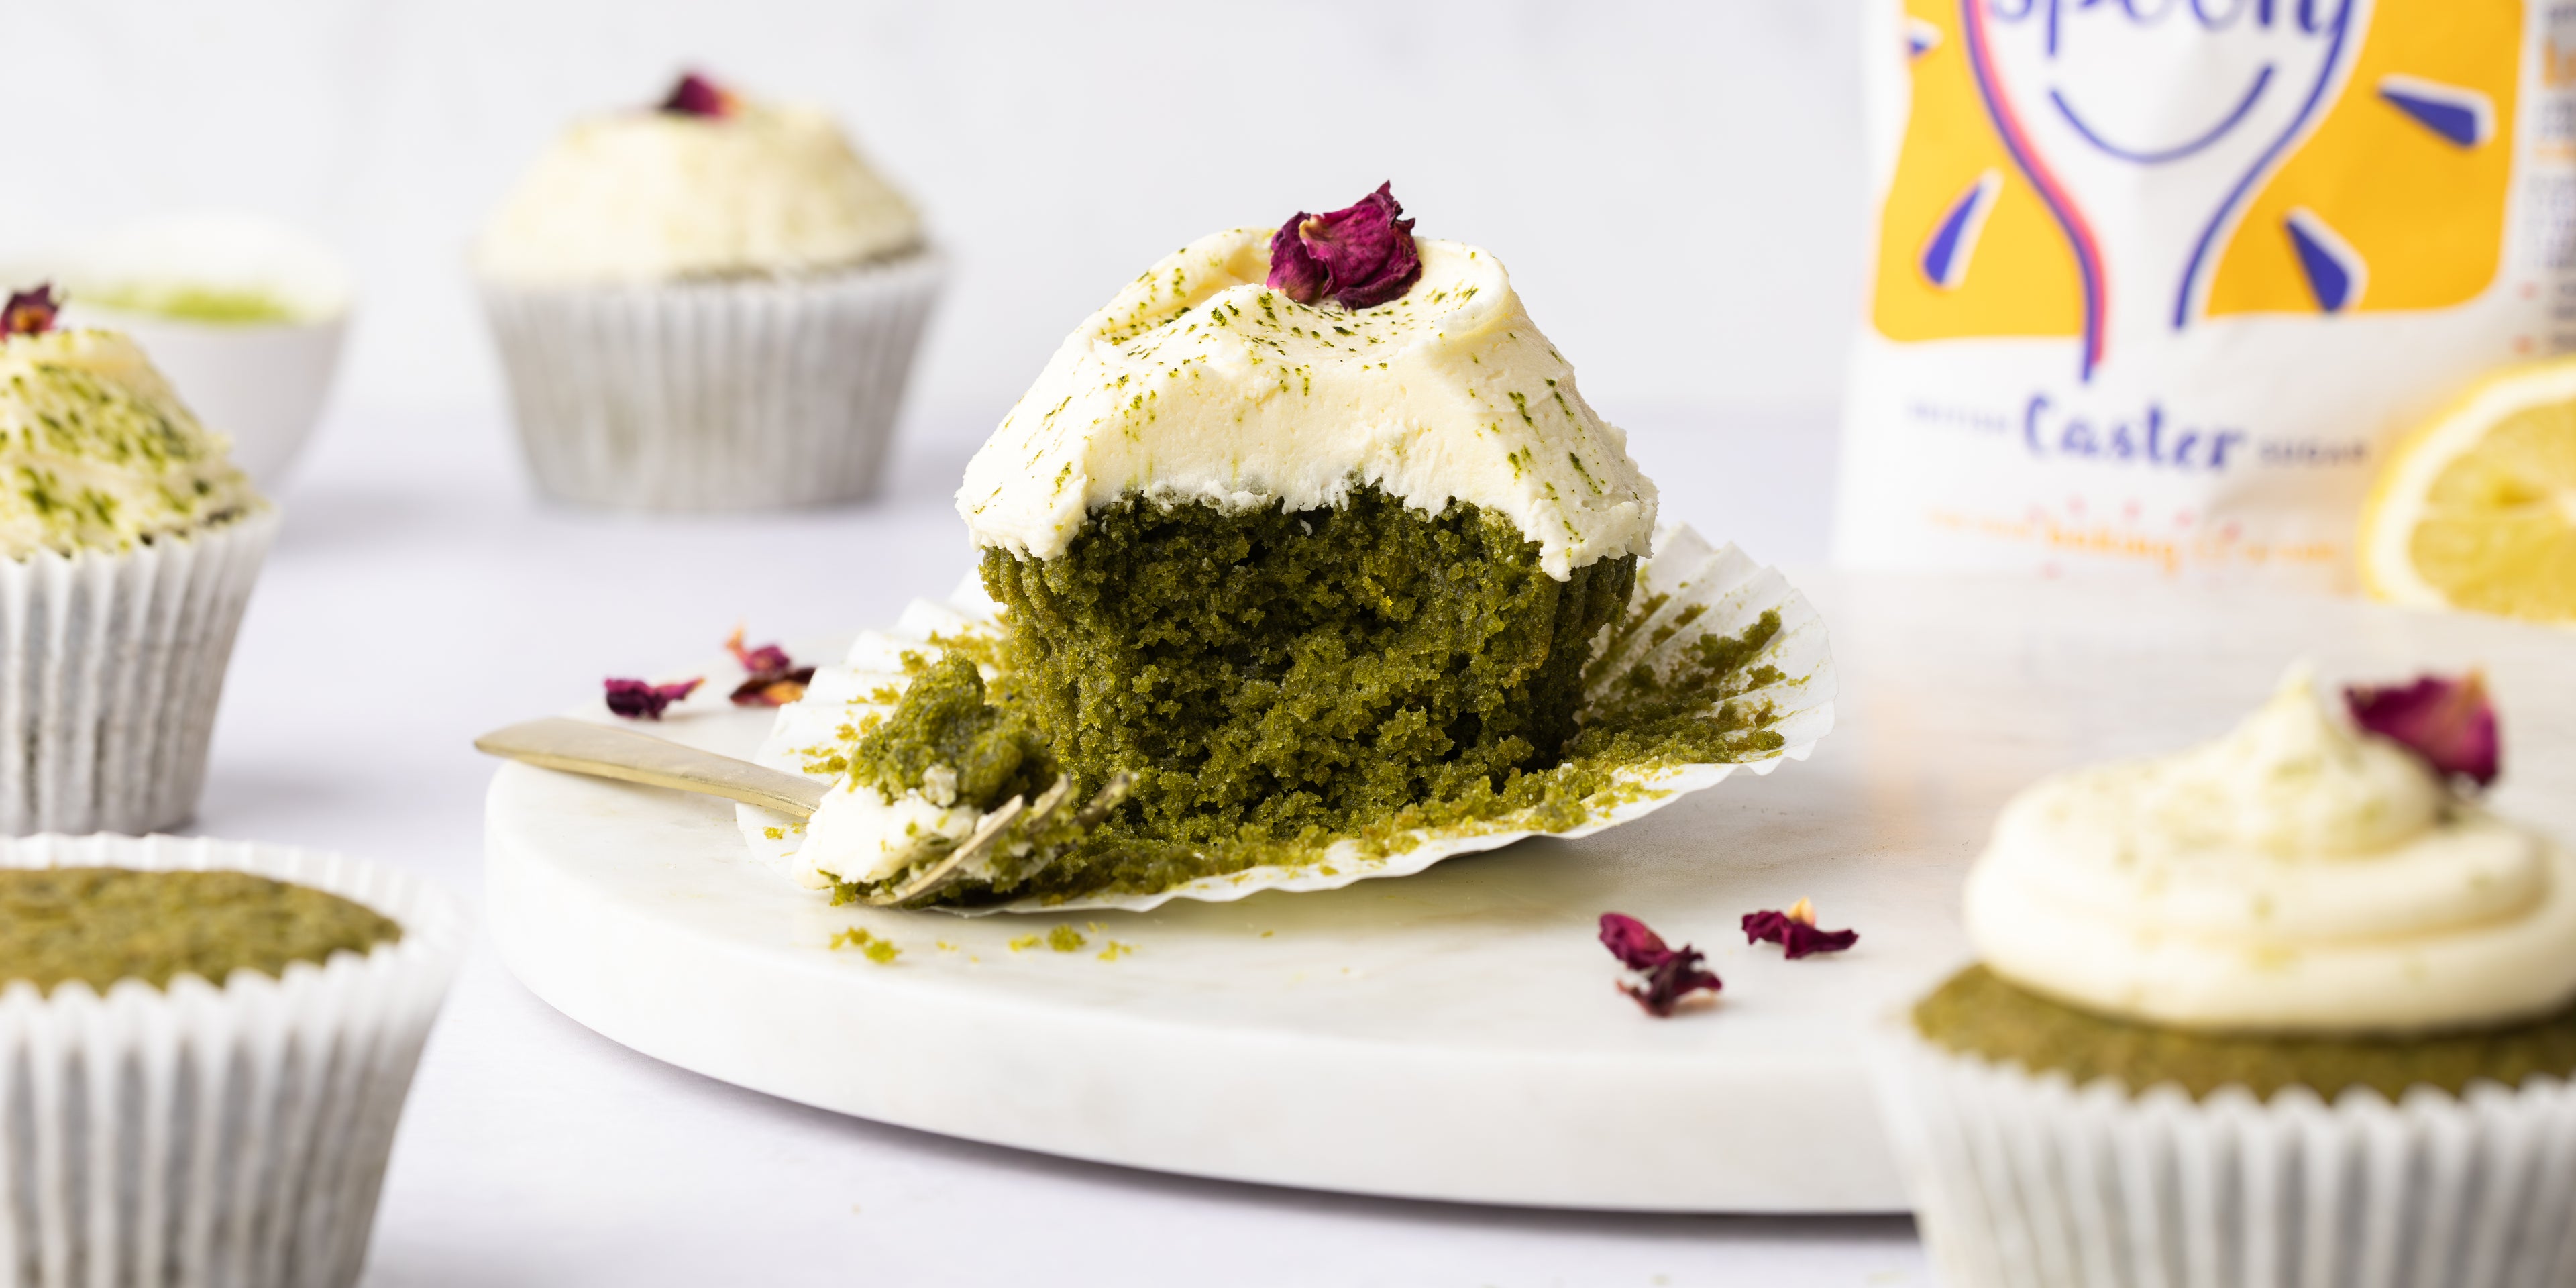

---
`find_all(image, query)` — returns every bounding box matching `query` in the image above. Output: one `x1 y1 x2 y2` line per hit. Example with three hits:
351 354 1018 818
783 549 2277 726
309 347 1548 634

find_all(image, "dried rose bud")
1743 898 1859 959
2347 672 2500 788
1265 183 1422 310
724 626 814 707
3 284 60 337
604 676 702 720
1599 912 1721 1016
659 72 736 119
731 672 814 706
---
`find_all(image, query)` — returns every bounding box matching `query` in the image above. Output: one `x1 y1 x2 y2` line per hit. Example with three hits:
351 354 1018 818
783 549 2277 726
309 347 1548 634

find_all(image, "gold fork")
473 717 1129 907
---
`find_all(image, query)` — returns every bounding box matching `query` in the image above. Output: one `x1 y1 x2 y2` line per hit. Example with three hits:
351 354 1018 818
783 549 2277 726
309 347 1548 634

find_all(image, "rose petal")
1620 948 1722 1018
659 72 735 119
1599 912 1674 971
731 667 816 707
1743 907 1860 959
1263 183 1421 310
724 625 795 677
1780 923 1859 959
3 284 59 337
1305 183 1422 309
604 676 702 720
1601 912 1720 1016
1266 217 1331 305
2346 672 2500 788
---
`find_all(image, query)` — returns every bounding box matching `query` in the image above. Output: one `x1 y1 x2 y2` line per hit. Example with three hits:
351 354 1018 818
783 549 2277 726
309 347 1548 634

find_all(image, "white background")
0 0 1869 444
1 3 1917 1283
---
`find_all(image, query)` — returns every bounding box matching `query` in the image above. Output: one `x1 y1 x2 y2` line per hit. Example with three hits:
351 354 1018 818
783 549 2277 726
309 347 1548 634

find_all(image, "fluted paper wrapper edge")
480 251 944 511
1868 1025 2576 1288
0 510 278 836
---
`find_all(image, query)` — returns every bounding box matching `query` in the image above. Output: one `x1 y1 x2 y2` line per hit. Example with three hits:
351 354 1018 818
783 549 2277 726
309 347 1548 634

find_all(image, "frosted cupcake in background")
0 834 462 1287
1875 667 2576 1288
474 71 942 511
0 287 276 834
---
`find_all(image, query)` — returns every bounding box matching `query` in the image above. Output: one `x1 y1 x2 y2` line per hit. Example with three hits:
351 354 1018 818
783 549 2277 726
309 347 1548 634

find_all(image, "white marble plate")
484 570 2576 1212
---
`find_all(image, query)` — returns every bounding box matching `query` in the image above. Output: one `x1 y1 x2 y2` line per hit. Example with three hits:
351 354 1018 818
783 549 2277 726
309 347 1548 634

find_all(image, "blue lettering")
2062 419 2101 456
2020 392 2249 472
2209 431 2246 469
2298 0 2351 36
2025 0 2303 42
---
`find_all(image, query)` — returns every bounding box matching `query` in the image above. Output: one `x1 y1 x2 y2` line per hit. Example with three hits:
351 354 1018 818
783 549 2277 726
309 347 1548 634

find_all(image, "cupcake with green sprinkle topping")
0 833 461 1288
0 286 276 833
1875 667 2576 1288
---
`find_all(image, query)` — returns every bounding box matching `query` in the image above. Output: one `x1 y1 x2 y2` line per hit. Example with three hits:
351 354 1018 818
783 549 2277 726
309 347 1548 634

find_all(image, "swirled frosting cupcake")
0 290 278 834
1963 666 2576 1037
1880 667 2576 1288
474 72 941 510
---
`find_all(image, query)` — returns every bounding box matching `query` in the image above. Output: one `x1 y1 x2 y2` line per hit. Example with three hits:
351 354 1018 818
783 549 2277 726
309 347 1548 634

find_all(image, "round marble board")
484 570 2576 1212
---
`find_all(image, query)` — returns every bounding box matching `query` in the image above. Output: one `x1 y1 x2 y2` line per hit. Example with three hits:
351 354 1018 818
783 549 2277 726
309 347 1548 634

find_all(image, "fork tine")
1069 772 1133 830
864 792 1026 907
1021 775 1075 828
861 771 1132 908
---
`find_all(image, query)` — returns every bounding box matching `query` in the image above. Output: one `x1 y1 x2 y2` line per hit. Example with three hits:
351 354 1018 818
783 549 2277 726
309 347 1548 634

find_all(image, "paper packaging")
1837 1 2576 585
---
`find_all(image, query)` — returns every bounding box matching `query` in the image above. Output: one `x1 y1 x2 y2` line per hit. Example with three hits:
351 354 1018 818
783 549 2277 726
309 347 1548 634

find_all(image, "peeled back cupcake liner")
0 833 464 1288
0 508 279 836
738 521 1838 914
479 249 944 512
1869 1027 2576 1288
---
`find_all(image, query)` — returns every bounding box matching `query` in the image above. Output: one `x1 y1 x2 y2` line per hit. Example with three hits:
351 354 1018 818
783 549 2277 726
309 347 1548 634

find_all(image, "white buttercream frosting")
955 228 1656 578
0 329 264 558
474 99 922 285
1964 667 2576 1036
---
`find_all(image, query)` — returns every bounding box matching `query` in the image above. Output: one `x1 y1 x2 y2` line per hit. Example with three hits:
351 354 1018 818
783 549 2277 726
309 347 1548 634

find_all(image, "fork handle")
474 717 829 818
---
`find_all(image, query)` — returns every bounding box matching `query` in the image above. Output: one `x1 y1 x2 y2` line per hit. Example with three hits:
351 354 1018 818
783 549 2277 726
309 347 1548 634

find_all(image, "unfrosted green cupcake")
0 834 462 1288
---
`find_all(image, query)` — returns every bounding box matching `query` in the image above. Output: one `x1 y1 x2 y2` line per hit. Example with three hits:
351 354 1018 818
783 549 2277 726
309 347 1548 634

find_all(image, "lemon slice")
2360 358 2576 624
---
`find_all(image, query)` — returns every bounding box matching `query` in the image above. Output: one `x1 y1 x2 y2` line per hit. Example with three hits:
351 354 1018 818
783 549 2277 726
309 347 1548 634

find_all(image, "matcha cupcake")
1875 669 2576 1288
474 71 941 511
0 833 462 1288
736 188 1836 911
0 290 277 834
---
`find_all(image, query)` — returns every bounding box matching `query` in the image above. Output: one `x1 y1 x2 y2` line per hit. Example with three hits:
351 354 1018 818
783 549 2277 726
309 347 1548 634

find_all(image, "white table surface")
194 402 1917 1287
